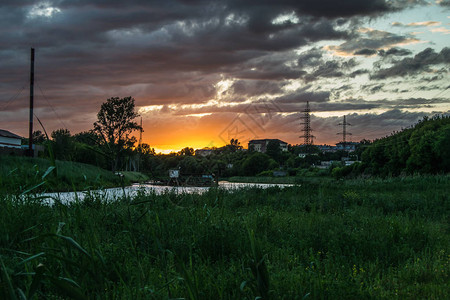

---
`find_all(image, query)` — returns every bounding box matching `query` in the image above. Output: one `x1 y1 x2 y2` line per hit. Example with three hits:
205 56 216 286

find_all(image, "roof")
248 138 287 144
0 129 23 139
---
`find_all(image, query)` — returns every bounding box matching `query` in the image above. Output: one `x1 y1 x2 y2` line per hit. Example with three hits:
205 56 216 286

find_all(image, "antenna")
28 48 35 157
299 101 314 146
337 115 352 149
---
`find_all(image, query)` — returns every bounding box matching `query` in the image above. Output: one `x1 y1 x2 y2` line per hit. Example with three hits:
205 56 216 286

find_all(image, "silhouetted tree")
225 138 243 152
51 128 75 161
179 147 195 156
33 130 46 144
138 143 156 156
73 130 101 146
93 96 142 171
266 140 281 162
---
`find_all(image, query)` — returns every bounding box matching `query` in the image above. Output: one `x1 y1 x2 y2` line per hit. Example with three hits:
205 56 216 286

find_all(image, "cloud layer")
0 0 449 150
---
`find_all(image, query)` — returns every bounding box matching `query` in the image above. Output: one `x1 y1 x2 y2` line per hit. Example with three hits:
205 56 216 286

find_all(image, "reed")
1 175 448 299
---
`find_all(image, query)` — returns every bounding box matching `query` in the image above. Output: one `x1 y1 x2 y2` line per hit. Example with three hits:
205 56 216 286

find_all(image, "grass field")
1 175 449 299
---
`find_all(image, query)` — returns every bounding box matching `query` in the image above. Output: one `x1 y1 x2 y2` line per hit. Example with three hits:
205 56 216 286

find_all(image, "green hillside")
0 155 136 193
337 115 450 177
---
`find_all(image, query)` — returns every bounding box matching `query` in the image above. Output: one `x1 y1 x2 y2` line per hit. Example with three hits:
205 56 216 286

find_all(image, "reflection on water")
40 181 295 205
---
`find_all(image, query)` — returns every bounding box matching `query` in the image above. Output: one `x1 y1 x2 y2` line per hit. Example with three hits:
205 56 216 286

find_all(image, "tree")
138 143 156 156
51 128 75 161
33 130 46 144
225 138 243 152
266 140 281 161
73 130 101 146
179 147 194 156
241 152 274 176
93 96 142 171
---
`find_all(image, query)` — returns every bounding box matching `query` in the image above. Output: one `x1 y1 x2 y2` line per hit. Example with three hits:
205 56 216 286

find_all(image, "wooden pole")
28 48 35 157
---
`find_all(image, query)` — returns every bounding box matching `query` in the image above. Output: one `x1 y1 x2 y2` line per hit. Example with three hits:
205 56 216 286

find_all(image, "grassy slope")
120 171 150 183
0 155 131 192
1 175 449 299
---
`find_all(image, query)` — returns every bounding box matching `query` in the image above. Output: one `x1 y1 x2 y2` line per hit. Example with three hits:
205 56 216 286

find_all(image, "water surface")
41 181 295 205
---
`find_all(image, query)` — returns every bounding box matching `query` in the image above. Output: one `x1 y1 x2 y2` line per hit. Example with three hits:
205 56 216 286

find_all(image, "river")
39 181 296 205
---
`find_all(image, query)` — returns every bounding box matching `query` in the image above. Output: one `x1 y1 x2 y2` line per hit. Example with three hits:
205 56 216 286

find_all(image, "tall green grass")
0 175 449 299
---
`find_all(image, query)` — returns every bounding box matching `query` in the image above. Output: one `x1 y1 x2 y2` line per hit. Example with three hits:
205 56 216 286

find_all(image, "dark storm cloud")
297 48 324 68
349 69 369 77
311 59 358 78
274 89 331 104
354 49 377 56
371 47 450 79
328 29 418 55
378 47 412 57
437 0 450 7
227 0 425 19
311 109 431 143
355 47 413 57
420 75 445 82
0 0 439 140
231 80 285 97
230 52 307 80
296 48 362 82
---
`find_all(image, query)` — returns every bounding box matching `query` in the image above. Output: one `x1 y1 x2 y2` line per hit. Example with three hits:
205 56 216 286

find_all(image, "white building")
0 129 22 149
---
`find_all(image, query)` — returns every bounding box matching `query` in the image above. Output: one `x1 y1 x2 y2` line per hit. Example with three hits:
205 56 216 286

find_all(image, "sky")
0 0 449 153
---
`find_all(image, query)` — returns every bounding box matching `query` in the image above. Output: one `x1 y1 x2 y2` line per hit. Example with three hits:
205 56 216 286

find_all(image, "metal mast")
337 115 352 148
28 48 35 157
300 101 314 145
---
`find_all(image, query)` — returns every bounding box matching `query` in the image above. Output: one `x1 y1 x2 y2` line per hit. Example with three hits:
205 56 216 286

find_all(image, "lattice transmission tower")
337 115 352 146
300 101 314 146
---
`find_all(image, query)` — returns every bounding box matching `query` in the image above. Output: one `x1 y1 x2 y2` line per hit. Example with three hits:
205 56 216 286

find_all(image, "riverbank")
1 175 448 299
226 175 334 184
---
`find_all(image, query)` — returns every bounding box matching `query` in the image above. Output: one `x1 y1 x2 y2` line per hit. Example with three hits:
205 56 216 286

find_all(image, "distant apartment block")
248 139 288 153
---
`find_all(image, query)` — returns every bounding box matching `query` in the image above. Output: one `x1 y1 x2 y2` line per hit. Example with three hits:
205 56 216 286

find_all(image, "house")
335 142 358 152
195 148 215 157
248 139 288 153
316 142 359 153
0 129 22 149
316 144 336 153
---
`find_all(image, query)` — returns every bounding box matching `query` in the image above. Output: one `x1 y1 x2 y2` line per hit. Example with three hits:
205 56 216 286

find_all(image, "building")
195 148 215 157
335 142 358 152
248 139 288 153
316 144 336 153
316 142 359 153
0 129 22 149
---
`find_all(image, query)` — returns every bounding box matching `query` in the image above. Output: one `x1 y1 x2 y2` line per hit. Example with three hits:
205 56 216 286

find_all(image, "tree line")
334 115 450 178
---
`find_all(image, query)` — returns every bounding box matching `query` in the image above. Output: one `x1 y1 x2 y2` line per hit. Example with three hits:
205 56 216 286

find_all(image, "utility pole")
300 101 314 151
337 115 352 150
28 48 35 157
137 117 143 172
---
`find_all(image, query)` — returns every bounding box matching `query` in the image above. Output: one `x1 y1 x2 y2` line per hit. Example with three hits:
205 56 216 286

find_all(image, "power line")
0 85 26 111
432 85 450 99
37 83 68 129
